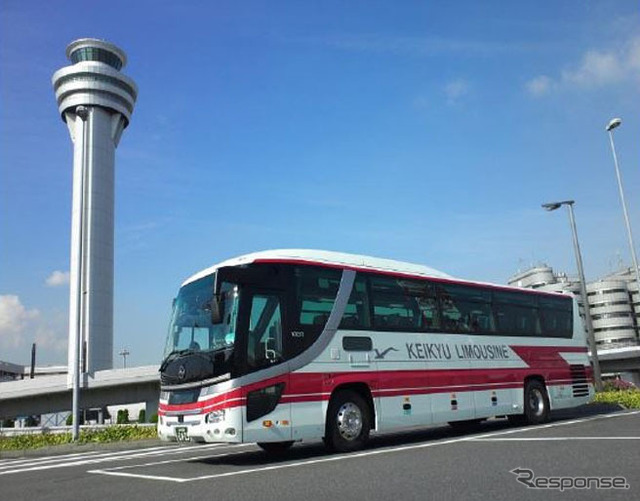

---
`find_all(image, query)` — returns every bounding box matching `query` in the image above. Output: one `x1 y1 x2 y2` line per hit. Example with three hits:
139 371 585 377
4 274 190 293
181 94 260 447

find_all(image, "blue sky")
1 1 639 366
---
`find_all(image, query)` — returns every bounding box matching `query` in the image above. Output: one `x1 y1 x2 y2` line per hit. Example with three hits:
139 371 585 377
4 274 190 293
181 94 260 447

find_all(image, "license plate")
175 427 189 442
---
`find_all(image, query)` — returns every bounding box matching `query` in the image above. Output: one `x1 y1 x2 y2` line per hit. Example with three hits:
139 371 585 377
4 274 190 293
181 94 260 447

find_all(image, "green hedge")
0 425 158 451
594 389 640 409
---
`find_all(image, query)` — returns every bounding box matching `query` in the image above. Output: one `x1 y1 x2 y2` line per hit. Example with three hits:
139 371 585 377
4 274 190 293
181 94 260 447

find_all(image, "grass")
0 425 158 451
594 389 640 410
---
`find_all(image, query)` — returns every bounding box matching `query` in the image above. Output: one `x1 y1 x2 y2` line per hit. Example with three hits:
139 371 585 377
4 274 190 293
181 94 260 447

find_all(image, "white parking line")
472 436 640 441
88 447 257 481
466 409 640 441
0 444 203 471
0 445 179 470
0 442 244 476
0 450 107 470
89 410 640 484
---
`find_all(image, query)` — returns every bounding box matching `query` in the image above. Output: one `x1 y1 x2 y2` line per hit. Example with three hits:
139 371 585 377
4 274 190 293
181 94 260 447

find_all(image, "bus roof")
183 249 451 286
181 249 568 298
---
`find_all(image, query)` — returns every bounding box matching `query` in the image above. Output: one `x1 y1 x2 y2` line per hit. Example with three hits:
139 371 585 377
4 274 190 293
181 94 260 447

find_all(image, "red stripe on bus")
158 377 585 415
158 362 590 415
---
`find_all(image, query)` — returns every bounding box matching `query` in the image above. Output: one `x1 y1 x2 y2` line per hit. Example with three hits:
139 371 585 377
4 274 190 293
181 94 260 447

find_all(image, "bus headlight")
205 410 225 424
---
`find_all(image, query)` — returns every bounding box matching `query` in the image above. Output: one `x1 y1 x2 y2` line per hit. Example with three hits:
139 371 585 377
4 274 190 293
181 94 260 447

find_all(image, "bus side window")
539 296 573 338
339 275 370 330
438 284 494 334
247 294 283 369
370 276 419 331
418 299 439 330
494 291 540 337
295 267 340 328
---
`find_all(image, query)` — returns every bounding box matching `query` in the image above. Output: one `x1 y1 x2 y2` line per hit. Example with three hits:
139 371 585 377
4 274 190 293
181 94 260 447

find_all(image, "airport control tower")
52 39 138 377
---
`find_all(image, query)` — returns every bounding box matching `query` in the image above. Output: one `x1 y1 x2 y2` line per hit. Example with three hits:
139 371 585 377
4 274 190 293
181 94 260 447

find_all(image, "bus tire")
523 380 550 425
325 390 371 452
257 441 294 454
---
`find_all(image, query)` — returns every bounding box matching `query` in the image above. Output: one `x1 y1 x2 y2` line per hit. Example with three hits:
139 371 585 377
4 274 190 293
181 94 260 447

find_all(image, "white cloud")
45 270 70 287
32 311 68 355
628 38 640 70
561 50 624 87
0 294 67 361
525 75 553 97
0 295 39 348
444 79 470 105
526 36 640 96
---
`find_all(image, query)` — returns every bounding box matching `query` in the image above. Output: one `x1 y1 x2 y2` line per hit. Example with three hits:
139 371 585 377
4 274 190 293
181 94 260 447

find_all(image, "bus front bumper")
158 408 243 443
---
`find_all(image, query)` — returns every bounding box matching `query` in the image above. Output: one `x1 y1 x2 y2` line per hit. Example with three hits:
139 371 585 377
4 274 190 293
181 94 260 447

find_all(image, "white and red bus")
158 250 593 452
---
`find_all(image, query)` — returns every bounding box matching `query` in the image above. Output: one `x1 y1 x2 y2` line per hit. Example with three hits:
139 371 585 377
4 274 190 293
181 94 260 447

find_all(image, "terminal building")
508 266 640 350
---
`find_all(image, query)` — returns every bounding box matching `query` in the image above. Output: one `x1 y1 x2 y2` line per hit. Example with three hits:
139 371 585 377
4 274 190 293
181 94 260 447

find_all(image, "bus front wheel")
325 390 371 452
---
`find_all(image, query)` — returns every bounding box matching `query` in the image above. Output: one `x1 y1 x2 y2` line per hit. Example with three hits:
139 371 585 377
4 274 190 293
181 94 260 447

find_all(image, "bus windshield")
163 276 239 360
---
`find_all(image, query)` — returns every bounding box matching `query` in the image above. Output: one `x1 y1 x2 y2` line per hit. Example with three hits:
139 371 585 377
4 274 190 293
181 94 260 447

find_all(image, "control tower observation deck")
52 39 138 375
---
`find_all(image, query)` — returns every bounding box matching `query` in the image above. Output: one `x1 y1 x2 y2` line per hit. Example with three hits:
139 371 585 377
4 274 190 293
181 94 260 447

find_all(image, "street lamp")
542 200 603 391
71 105 89 441
119 348 130 369
605 118 640 334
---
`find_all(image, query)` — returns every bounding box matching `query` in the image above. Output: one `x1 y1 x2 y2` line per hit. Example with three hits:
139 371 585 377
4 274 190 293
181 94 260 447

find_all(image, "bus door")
240 288 292 444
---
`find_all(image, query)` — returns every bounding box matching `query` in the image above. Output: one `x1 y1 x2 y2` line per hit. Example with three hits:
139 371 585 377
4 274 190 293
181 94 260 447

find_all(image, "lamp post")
542 200 603 391
606 118 640 337
119 348 130 369
71 104 89 441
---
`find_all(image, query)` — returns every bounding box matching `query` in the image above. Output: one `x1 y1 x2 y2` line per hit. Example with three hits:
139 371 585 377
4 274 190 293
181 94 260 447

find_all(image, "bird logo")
373 347 399 359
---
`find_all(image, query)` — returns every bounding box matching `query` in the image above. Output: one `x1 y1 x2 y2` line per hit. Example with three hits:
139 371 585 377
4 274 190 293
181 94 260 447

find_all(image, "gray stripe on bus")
161 269 356 401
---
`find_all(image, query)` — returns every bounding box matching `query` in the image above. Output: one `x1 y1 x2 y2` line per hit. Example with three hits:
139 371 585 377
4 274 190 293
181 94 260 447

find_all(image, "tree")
116 409 130 424
1 418 15 428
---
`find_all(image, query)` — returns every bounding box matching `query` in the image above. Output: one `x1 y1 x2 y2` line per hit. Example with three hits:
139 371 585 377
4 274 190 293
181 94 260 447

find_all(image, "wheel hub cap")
529 388 545 416
336 402 363 440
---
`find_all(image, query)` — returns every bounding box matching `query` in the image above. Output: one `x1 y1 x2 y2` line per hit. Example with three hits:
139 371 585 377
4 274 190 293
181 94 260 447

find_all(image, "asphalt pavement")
1 404 638 501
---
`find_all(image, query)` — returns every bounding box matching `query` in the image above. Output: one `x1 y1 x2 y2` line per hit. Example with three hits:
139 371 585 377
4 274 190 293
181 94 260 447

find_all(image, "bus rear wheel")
325 390 371 452
257 441 294 454
510 380 550 425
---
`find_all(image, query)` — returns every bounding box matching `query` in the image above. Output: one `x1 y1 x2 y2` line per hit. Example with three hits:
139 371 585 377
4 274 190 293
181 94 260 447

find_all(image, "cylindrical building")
52 39 137 376
587 280 637 347
507 266 557 289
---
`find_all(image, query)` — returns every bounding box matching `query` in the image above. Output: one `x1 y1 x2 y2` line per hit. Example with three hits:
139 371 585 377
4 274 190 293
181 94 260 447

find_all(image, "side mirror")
210 295 223 324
